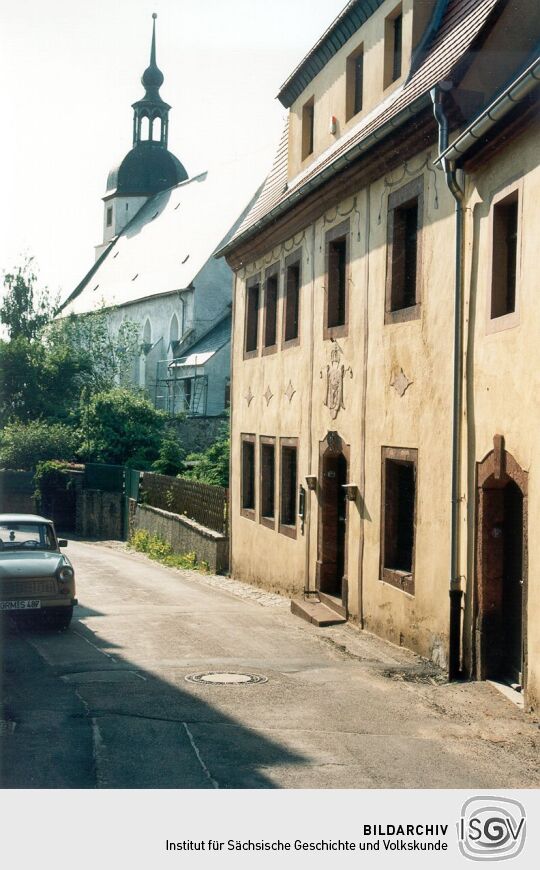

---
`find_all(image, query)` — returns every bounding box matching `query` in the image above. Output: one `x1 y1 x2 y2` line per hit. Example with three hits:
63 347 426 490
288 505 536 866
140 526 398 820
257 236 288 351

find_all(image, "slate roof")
61 168 261 316
277 0 387 108
170 313 232 367
220 0 501 257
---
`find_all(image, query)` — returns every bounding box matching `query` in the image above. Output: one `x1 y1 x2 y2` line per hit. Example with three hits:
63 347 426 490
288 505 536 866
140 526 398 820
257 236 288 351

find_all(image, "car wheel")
46 607 74 631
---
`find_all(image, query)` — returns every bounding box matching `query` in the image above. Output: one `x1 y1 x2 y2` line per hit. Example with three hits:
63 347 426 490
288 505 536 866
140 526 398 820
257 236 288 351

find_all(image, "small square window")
346 45 364 120
491 191 518 319
244 275 260 357
283 254 301 346
302 98 314 160
280 439 298 538
380 447 417 595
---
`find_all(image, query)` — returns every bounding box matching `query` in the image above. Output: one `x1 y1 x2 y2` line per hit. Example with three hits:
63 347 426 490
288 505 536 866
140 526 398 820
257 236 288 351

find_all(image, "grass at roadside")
128 528 210 573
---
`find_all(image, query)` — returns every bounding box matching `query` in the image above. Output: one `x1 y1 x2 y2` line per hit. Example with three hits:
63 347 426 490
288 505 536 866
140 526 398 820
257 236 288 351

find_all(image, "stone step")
290 598 347 627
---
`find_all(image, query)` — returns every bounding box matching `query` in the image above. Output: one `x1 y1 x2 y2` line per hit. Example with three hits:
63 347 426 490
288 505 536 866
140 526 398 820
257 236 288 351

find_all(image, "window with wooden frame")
241 435 256 519
279 438 298 538
263 264 279 354
324 219 349 339
384 4 403 89
302 97 315 160
346 44 364 120
385 176 423 324
380 447 417 595
259 437 276 529
283 251 301 347
489 185 520 328
244 274 260 357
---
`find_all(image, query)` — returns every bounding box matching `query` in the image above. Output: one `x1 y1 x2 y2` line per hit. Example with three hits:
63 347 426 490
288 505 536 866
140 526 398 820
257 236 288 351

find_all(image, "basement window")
263 266 279 353
244 275 260 357
260 438 276 528
346 45 364 120
491 190 519 319
241 435 256 519
380 447 417 595
302 97 314 160
280 439 298 538
325 220 349 338
283 253 301 346
386 176 423 324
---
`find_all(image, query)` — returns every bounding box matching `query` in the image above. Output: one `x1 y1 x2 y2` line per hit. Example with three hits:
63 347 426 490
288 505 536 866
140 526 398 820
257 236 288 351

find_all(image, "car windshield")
0 522 57 552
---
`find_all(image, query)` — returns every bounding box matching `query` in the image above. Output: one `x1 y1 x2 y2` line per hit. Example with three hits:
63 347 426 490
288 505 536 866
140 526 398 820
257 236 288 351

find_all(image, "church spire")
132 13 171 148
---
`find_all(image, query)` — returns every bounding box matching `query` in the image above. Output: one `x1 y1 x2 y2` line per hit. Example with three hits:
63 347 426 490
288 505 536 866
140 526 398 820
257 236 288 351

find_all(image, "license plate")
0 599 42 611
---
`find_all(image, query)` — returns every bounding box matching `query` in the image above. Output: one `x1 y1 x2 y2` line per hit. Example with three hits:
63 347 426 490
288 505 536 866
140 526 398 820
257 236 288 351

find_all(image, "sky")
0 0 347 306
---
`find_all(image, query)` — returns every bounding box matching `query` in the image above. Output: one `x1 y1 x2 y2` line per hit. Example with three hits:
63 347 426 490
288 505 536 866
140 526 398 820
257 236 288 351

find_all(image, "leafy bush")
151 432 186 476
79 388 166 465
0 420 77 470
129 529 209 572
34 460 72 509
183 418 229 487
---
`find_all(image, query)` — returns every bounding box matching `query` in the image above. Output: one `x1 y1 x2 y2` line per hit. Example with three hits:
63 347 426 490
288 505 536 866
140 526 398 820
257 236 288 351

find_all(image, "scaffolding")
154 354 208 416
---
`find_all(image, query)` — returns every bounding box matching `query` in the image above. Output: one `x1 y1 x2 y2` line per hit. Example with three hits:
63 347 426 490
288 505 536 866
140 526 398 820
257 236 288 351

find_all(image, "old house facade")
62 16 257 426
219 0 540 709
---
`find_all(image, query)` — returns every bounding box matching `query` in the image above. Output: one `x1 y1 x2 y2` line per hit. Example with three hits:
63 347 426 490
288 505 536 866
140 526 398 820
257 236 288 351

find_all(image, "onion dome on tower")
106 13 188 197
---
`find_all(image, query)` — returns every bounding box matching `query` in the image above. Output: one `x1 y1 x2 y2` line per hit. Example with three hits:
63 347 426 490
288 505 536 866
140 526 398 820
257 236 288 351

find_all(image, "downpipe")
431 85 465 681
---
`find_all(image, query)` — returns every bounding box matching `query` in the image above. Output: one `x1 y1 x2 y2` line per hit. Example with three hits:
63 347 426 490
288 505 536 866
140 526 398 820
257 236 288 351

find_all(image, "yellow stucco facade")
224 0 540 710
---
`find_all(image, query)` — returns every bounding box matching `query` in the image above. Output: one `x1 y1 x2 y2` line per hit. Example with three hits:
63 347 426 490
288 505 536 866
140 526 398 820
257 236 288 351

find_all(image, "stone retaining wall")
131 502 229 574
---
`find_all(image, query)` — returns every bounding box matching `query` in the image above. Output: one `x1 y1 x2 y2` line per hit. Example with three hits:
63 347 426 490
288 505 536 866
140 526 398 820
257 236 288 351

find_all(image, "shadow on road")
0 611 308 789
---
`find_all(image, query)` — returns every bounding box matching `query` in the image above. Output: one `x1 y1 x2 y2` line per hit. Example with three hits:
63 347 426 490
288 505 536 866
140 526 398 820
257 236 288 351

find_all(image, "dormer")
280 0 442 180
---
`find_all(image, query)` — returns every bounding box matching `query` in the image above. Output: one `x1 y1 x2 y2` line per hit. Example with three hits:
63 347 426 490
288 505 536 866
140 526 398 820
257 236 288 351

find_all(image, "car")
0 514 77 630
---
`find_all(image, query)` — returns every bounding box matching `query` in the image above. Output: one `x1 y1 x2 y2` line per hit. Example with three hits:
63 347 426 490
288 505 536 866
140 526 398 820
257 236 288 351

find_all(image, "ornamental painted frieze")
321 342 352 420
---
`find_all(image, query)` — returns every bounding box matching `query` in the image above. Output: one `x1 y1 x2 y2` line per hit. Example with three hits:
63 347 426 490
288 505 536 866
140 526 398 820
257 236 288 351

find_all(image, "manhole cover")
185 672 268 685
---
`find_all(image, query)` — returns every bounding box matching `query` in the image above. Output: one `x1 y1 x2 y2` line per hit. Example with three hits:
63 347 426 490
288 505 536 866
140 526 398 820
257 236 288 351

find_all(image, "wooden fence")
140 472 228 536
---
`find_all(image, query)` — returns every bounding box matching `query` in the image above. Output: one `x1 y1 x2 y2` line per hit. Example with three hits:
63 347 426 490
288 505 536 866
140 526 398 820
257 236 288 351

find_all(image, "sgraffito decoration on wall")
390 367 412 397
284 380 296 403
321 342 353 420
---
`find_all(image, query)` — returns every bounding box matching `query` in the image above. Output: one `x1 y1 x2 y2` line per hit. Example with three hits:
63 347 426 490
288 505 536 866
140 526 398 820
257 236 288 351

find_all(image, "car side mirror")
58 539 68 548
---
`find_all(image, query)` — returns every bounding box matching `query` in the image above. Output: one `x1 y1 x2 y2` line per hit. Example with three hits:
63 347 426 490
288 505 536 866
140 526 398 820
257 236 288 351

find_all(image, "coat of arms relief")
321 342 353 420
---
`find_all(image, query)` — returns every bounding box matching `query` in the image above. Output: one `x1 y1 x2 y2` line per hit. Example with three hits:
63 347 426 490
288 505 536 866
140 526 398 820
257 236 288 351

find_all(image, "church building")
62 15 258 422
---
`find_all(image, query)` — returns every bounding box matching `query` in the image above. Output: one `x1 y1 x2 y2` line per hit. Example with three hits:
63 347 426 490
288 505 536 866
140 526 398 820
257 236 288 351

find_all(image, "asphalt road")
1 539 539 788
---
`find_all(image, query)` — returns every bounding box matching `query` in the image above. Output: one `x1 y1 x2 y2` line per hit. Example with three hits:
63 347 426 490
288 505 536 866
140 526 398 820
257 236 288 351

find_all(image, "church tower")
96 14 188 259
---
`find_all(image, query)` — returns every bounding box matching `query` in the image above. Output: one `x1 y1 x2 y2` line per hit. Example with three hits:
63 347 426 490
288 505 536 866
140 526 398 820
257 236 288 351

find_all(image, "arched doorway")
476 436 528 690
316 432 349 611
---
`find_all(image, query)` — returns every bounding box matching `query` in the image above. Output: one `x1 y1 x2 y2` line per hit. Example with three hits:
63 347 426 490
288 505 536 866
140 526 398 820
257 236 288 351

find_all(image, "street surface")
1 539 539 788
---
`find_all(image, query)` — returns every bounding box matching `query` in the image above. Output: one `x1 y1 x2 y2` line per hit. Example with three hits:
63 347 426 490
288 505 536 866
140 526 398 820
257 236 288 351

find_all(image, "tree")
0 336 91 424
1 258 57 340
151 431 186 476
49 311 141 394
0 420 77 470
183 417 229 487
78 388 166 466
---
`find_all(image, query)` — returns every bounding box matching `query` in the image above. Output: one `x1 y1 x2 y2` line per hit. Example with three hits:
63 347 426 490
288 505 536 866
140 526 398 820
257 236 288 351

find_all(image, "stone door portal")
476 436 527 689
316 432 349 608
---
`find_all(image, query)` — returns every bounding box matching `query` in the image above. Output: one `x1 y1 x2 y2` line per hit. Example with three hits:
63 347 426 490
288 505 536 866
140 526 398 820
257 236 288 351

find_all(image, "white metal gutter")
435 55 540 165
